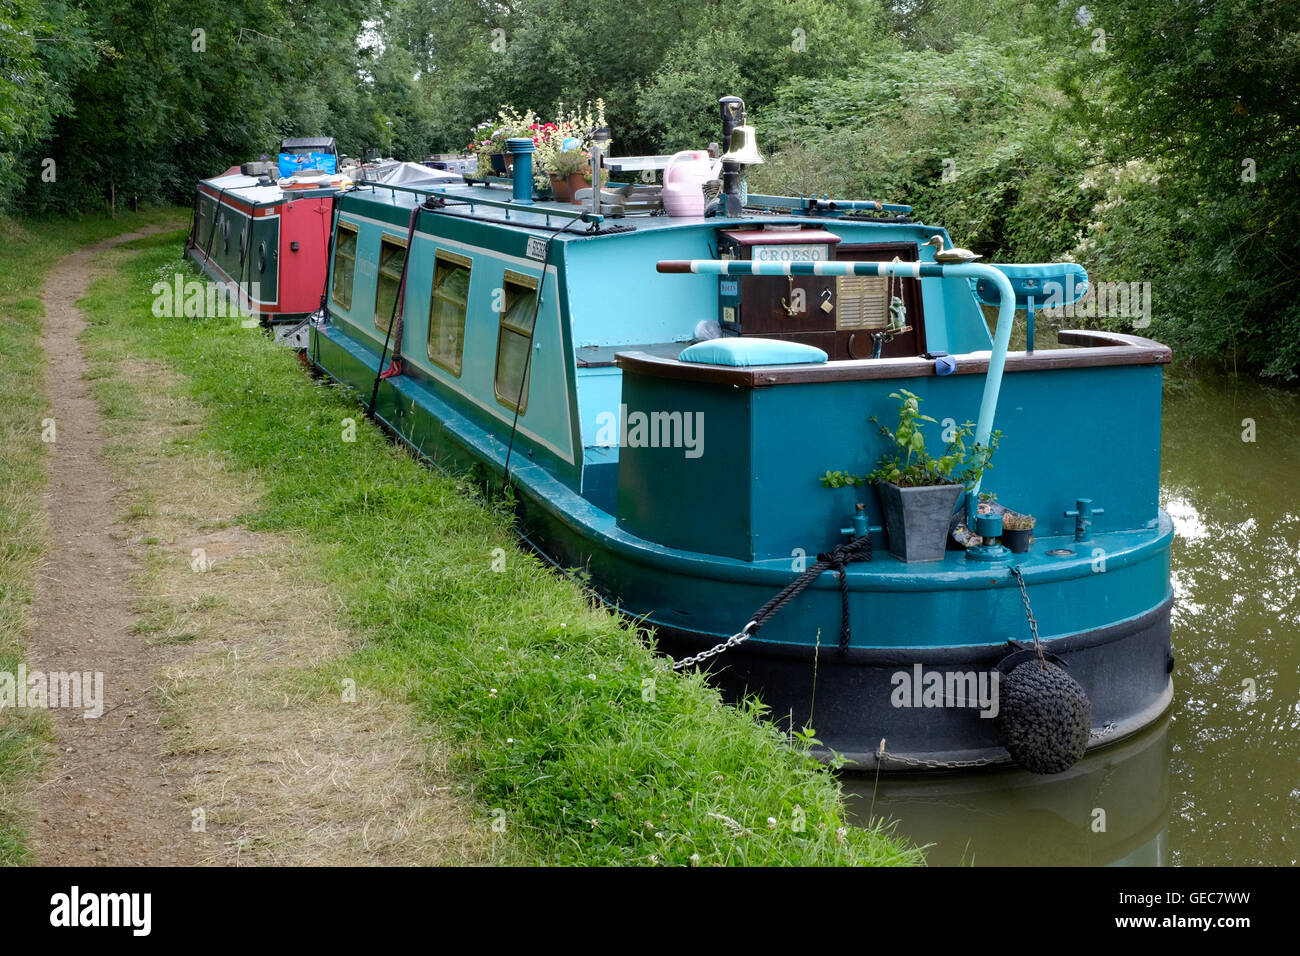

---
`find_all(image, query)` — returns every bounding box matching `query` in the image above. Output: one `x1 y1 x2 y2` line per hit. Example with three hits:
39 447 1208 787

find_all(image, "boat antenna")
502 215 588 488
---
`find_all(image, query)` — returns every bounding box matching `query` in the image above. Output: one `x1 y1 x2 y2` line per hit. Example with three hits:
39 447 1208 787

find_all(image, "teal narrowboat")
306 106 1174 771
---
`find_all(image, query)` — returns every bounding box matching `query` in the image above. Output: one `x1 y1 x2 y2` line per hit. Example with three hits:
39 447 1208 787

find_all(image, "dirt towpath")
27 226 201 865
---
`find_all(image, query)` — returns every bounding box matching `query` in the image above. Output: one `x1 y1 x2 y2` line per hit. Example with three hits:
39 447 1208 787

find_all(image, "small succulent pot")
875 481 964 563
1002 527 1034 553
1000 512 1036 554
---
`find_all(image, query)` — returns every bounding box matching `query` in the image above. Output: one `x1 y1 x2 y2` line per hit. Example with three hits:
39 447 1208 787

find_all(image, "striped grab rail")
656 258 1020 523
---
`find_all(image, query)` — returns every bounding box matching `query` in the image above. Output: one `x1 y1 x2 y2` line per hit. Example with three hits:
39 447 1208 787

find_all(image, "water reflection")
844 716 1172 866
848 368 1300 865
1160 371 1300 866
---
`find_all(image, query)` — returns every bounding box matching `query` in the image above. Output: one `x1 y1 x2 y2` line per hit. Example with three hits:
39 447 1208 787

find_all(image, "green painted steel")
190 191 280 304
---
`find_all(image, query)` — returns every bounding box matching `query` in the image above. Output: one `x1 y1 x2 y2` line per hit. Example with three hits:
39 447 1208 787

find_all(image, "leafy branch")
820 390 999 490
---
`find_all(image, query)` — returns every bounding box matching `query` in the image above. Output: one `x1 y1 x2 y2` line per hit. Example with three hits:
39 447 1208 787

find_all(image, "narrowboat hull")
309 319 1175 770
185 171 340 323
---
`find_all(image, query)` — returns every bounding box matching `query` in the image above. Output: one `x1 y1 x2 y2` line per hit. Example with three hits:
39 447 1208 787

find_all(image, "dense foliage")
2 0 1297 377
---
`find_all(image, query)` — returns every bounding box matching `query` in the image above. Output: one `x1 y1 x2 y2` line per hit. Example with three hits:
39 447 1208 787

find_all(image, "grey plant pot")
875 481 965 563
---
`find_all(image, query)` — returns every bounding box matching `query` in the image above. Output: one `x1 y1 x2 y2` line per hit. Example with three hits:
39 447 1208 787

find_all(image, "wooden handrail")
614 329 1171 388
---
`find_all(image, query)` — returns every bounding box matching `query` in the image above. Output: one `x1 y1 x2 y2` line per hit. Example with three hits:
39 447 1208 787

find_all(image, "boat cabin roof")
342 179 922 242
198 171 345 208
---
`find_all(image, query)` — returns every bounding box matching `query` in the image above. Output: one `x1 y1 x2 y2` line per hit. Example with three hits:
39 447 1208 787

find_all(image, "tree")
1049 0 1300 378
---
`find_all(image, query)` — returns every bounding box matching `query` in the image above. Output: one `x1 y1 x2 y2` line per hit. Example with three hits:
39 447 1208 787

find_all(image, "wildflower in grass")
689 853 701 866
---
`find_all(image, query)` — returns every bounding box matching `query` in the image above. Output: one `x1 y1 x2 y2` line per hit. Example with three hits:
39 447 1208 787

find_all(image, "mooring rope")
672 534 873 670
367 204 421 413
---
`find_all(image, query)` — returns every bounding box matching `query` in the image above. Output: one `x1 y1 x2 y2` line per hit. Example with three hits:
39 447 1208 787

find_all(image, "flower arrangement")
532 99 609 188
470 100 610 189
466 106 540 173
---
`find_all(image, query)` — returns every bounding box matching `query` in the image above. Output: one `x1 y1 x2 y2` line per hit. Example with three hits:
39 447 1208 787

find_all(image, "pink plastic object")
662 150 718 217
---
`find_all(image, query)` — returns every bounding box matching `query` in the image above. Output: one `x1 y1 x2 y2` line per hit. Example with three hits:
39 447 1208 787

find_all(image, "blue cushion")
678 338 829 366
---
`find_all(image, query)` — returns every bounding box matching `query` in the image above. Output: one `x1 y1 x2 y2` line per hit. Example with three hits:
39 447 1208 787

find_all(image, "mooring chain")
1009 565 1047 665
671 536 873 671
670 621 758 670
875 750 1000 770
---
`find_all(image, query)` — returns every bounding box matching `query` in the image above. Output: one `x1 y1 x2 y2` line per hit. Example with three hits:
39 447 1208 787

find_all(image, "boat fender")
934 354 957 376
993 645 1092 774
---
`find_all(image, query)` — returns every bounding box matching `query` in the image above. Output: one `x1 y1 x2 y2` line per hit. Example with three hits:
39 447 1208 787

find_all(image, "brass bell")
719 125 764 166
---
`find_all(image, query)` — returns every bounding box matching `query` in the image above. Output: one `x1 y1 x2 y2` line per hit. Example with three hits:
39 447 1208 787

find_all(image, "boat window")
195 198 210 246
494 270 539 412
332 222 358 311
428 250 472 376
373 233 407 332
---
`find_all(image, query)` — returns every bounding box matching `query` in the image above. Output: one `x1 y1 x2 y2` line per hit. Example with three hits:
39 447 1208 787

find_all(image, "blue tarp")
278 152 337 178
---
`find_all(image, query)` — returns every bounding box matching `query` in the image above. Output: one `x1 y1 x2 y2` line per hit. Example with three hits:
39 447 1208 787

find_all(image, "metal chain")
1009 565 1046 664
875 749 1001 770
671 622 757 671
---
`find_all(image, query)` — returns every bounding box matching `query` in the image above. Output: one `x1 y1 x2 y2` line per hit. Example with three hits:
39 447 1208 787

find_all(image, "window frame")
331 221 359 312
373 232 409 333
493 269 540 413
426 249 473 377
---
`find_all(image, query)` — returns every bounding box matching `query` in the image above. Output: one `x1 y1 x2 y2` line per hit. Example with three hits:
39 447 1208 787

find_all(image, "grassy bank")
76 228 919 866
0 209 184 863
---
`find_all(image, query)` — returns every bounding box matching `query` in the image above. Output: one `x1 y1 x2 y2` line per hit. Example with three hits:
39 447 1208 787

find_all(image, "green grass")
0 208 186 864
74 227 920 866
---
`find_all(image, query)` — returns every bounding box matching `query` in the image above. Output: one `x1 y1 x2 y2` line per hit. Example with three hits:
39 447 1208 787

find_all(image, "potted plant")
820 390 999 563
532 99 610 199
548 149 590 201
1000 511 1036 553
467 107 540 177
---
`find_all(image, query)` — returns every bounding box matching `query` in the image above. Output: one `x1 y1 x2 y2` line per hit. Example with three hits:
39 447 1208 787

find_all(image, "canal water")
843 368 1300 865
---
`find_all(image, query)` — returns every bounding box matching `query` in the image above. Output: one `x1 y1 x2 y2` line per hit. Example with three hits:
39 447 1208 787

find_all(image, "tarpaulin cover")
369 162 462 188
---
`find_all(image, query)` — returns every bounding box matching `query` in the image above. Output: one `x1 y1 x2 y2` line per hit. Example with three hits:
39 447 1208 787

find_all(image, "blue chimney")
505 137 535 205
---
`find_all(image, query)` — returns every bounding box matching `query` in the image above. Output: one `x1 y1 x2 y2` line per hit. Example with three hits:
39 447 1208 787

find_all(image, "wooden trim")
373 233 409 333
503 269 539 290
331 221 359 312
1056 329 1169 351
614 329 1171 388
